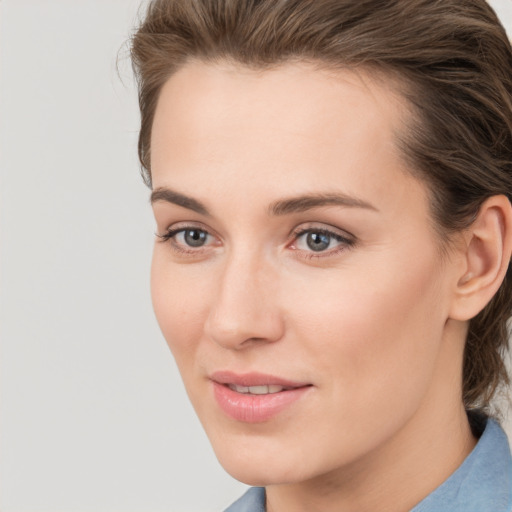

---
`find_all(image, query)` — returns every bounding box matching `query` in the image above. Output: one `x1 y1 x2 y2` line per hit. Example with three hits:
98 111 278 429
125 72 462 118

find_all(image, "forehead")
151 60 407 168
150 60 427 221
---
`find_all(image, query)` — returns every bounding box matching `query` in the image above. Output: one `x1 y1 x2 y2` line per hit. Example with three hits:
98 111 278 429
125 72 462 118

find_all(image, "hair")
130 0 512 413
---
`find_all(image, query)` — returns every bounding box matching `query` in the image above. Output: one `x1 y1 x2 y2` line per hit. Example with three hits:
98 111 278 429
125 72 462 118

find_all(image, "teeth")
229 384 249 393
250 385 277 395
228 384 287 394
268 385 285 393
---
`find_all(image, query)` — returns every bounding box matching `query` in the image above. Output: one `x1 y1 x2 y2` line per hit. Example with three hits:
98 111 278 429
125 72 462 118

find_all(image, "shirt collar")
412 418 512 512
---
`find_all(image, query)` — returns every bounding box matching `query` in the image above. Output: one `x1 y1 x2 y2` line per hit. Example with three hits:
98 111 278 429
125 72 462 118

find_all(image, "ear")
449 195 512 321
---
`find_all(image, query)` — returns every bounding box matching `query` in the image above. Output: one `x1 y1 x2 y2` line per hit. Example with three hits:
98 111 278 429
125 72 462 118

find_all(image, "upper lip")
210 371 311 388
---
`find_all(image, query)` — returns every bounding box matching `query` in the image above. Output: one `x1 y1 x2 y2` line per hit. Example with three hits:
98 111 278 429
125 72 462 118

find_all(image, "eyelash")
289 227 355 259
156 226 215 255
156 225 356 259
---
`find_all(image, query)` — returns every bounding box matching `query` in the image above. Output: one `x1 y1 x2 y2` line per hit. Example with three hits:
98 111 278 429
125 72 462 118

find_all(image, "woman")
131 1 512 510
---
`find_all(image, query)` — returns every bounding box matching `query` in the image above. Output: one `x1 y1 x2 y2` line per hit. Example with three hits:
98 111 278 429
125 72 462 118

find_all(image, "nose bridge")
205 243 283 348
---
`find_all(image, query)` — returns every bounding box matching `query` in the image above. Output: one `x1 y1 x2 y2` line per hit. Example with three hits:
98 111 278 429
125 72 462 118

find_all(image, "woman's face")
150 62 463 485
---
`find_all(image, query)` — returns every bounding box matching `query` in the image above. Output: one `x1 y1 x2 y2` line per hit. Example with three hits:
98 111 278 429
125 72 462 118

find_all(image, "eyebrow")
150 187 378 216
269 193 378 215
150 187 210 216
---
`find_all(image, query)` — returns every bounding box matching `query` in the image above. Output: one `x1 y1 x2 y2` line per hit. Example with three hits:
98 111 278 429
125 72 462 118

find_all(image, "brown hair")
130 0 512 412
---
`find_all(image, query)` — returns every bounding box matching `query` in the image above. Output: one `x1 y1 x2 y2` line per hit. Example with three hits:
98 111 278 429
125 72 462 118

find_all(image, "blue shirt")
224 418 512 512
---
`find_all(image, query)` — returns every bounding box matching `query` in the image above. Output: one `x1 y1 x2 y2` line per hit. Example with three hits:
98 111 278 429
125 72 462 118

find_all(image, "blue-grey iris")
307 232 330 251
185 229 207 247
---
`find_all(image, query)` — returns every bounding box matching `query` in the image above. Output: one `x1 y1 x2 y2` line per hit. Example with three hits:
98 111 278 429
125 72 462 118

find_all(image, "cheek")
286 247 447 404
264 250 449 471
150 251 209 365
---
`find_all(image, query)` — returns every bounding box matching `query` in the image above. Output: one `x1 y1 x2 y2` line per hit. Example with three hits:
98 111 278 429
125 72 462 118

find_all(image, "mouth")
210 371 313 423
226 383 297 395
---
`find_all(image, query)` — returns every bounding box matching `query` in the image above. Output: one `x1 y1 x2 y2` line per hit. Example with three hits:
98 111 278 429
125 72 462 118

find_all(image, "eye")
290 227 355 256
157 225 217 253
176 228 209 247
301 231 332 252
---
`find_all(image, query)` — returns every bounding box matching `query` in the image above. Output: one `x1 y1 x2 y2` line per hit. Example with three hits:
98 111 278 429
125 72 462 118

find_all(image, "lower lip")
212 382 311 423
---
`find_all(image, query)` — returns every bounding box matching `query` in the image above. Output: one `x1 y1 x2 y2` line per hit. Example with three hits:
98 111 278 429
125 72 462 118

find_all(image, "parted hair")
131 0 512 412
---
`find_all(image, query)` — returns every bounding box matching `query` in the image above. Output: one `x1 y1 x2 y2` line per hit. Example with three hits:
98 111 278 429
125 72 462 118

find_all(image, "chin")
210 435 317 487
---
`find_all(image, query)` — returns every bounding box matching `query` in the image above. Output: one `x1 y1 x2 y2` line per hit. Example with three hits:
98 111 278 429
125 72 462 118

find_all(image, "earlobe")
449 195 512 321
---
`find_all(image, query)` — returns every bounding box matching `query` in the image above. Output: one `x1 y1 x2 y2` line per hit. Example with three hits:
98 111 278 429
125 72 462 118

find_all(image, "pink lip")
210 371 312 423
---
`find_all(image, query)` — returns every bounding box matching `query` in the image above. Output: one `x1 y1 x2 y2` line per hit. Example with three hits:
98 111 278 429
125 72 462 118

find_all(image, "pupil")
184 229 207 247
307 232 330 251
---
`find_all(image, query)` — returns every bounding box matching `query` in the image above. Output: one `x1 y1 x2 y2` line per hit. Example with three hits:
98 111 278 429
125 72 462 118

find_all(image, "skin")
149 61 480 512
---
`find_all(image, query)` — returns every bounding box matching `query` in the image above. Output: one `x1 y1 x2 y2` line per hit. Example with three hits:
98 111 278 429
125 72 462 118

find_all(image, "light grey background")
1 1 511 511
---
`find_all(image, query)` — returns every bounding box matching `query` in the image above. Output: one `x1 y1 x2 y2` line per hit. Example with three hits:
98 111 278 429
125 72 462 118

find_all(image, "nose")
204 251 285 350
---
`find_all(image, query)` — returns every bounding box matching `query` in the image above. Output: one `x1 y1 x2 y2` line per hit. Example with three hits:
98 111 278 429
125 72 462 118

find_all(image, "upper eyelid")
290 228 354 248
290 223 355 240
160 221 218 237
161 225 215 241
